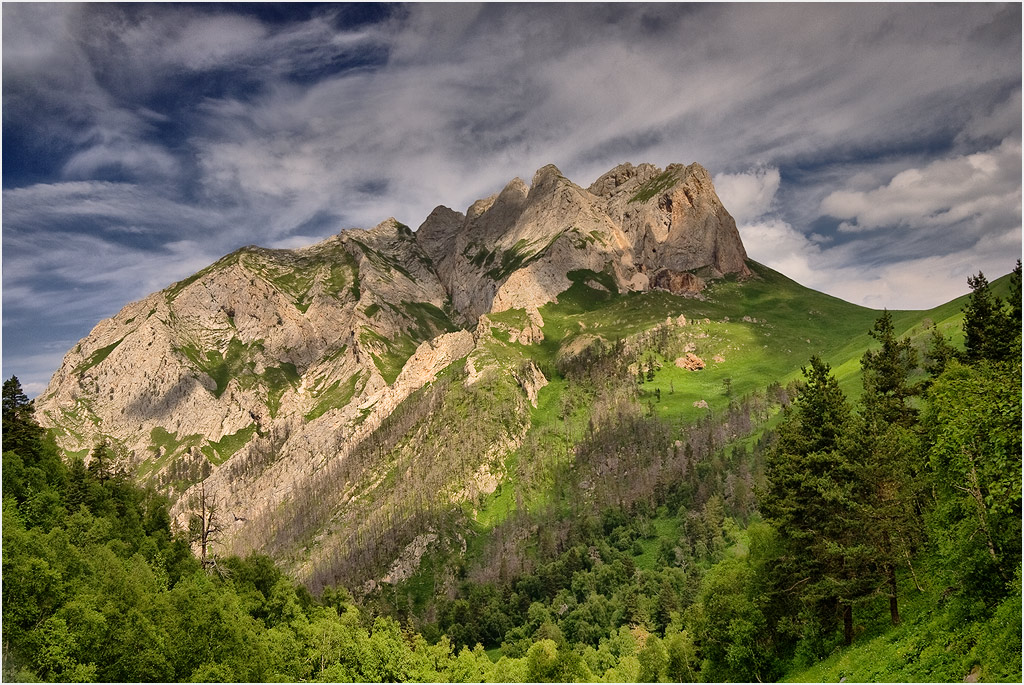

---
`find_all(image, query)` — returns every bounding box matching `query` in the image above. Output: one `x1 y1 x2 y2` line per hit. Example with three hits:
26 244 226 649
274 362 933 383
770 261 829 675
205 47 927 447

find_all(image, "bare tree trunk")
886 563 900 625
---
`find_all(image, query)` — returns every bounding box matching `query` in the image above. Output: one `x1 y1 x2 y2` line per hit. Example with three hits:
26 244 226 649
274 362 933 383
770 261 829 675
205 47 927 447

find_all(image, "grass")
264 362 301 418
350 238 415 281
178 338 265 398
484 234 563 282
631 514 681 571
138 426 204 480
367 333 420 385
75 337 125 374
453 259 993 559
629 169 680 203
305 373 362 421
357 302 459 384
201 424 258 465
242 244 358 312
783 557 1022 683
534 261 991 425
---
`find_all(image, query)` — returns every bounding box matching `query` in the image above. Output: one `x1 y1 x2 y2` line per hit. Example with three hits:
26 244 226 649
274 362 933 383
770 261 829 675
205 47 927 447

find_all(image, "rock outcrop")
652 268 706 295
417 160 749 322
676 353 706 371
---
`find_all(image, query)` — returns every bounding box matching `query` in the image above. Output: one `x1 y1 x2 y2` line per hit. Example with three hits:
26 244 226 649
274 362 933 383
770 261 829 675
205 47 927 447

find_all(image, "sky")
3 3 1021 395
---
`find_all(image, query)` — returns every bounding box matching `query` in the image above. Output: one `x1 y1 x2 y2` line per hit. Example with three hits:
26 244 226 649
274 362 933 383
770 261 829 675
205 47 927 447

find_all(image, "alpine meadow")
2 3 1022 684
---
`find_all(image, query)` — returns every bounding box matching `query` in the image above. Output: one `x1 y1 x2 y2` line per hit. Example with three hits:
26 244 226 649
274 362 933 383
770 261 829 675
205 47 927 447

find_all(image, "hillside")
32 158 1012 594
34 160 749 581
18 156 1022 682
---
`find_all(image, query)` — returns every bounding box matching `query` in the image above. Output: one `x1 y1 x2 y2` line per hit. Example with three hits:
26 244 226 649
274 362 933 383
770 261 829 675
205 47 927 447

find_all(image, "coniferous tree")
2 376 44 461
854 311 923 626
923 325 956 379
760 356 869 647
1009 260 1022 333
962 270 1017 364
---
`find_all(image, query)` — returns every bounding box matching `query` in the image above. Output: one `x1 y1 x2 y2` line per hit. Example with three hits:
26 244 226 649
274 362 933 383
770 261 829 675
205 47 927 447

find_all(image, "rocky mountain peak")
36 159 752 576
587 161 660 196
530 163 565 188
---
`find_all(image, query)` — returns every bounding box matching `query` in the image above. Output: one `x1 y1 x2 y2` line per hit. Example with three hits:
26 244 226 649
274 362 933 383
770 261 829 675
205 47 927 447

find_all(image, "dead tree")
189 480 223 571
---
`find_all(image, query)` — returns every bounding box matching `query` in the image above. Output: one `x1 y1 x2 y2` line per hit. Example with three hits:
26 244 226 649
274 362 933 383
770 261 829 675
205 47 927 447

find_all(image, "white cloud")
2 3 1021 393
739 218 822 287
821 139 1022 235
714 167 781 225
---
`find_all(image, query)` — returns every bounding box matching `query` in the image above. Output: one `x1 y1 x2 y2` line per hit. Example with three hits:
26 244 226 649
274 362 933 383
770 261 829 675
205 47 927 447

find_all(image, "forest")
2 265 1021 682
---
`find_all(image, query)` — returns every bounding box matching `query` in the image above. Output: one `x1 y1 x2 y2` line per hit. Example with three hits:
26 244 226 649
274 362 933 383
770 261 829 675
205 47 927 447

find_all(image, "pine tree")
962 270 1016 364
853 311 923 626
88 439 112 482
2 376 44 461
760 356 869 646
860 311 919 427
923 325 955 379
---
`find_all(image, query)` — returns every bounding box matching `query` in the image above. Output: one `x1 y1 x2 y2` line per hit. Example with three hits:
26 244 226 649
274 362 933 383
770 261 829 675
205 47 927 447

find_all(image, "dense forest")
3 265 1021 682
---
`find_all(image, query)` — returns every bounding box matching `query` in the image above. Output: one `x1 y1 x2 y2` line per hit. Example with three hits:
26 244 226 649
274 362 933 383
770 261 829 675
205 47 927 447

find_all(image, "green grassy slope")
398 263 969 577
404 261 1012 587
782 557 1022 683
533 261 982 420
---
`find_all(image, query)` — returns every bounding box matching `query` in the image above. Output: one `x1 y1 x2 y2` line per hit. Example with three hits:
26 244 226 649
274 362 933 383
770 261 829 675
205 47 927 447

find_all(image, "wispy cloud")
2 3 1020 393
823 139 1021 238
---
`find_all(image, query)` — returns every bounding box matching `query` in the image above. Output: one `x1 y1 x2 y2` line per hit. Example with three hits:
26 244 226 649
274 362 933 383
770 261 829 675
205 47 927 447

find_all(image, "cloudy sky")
3 3 1021 395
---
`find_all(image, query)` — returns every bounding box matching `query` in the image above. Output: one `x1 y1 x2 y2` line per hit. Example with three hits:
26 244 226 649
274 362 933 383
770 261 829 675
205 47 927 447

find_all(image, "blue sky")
3 3 1021 395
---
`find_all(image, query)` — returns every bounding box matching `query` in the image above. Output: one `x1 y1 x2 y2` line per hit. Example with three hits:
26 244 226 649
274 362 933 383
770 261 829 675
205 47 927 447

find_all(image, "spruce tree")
962 270 1017 364
760 356 869 646
854 311 923 626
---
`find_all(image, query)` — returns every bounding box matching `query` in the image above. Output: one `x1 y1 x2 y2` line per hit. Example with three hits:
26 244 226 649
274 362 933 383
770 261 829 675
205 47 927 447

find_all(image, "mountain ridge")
34 159 803 587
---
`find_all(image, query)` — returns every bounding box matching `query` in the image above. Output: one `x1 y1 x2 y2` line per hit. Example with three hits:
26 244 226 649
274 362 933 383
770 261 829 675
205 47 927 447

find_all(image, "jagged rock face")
589 161 750 278
37 218 454 479
36 160 750 583
420 160 749 323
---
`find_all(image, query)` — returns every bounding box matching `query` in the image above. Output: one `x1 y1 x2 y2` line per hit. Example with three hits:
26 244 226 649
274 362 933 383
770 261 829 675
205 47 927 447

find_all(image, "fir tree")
962 270 1016 364
760 356 870 646
853 311 924 626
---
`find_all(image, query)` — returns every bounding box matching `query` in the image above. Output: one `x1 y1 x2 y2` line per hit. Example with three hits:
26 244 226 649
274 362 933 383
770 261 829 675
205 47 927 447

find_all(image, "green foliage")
179 338 265 398
963 271 1011 363
628 170 680 203
483 234 563 282
263 362 301 418
759 356 871 648
200 425 258 465
74 337 125 373
925 359 1022 600
860 310 920 427
305 373 362 421
350 238 415 281
11 258 1023 682
3 376 47 463
356 301 457 384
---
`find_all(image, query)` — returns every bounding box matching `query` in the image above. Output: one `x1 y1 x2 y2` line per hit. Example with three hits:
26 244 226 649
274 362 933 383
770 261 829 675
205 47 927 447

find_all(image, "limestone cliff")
417 161 749 323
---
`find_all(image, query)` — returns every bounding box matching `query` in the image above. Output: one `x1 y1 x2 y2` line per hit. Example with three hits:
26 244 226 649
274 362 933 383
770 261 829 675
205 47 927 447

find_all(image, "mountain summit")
421 161 749 322
35 161 750 583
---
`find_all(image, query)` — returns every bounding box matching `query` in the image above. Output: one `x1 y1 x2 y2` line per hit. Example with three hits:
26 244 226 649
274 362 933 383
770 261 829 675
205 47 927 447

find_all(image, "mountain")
35 159 919 591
